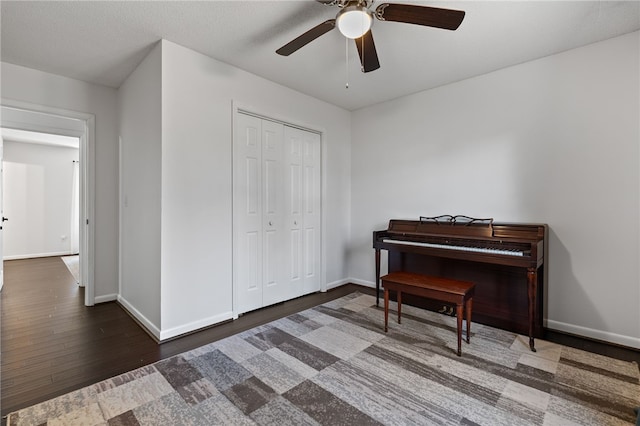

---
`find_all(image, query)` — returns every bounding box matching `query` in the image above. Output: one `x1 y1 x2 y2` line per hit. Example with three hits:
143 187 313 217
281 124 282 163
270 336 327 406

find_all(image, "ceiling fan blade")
276 19 336 56
355 30 380 73
375 3 465 30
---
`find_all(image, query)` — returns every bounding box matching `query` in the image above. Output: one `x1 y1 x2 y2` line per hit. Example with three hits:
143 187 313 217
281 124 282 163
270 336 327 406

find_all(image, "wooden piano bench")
381 271 475 356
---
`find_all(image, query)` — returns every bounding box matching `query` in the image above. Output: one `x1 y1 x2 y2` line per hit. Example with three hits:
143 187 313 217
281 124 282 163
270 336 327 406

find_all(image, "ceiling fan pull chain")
345 36 349 89
360 32 365 73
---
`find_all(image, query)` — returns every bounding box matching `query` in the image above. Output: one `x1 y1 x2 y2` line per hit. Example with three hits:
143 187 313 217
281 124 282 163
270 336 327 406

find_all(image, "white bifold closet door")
234 113 321 315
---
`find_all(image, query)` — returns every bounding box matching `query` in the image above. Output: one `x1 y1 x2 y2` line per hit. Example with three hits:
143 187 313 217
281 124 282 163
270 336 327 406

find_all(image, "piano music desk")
381 271 475 356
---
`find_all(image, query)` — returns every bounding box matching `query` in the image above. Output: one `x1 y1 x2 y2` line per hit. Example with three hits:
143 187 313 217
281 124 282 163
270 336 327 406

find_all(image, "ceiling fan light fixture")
336 5 372 39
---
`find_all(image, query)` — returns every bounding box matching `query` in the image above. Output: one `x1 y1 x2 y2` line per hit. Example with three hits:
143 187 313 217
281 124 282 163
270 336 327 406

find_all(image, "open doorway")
0 101 95 305
2 128 80 280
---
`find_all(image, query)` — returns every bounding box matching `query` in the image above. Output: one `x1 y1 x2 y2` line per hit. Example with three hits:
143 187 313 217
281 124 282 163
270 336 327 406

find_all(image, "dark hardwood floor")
2 257 639 421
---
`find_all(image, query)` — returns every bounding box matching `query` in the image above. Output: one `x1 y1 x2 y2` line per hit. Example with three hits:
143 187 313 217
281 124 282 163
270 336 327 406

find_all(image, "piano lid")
389 215 494 238
382 215 545 241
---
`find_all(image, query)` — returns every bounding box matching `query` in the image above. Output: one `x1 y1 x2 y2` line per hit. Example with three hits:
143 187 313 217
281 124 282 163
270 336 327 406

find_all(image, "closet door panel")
264 229 278 285
234 114 263 313
245 232 260 291
284 127 304 297
302 131 321 294
284 140 302 286
235 114 321 314
246 157 259 215
290 229 301 281
304 228 316 279
261 120 287 306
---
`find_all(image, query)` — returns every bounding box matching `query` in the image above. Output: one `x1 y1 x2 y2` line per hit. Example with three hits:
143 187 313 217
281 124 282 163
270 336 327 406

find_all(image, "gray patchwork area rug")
7 292 640 425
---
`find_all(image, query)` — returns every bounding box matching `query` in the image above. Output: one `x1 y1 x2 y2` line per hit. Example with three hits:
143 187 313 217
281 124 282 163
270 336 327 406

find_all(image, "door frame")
1 98 95 306
231 102 327 319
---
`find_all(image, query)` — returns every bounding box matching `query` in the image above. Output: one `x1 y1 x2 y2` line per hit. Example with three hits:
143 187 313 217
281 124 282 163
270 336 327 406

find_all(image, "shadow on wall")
346 219 390 285
546 227 604 334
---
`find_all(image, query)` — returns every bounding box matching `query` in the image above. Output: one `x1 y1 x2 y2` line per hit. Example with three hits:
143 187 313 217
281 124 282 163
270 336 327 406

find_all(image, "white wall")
115 40 351 340
158 40 351 339
7 31 633 349
350 32 640 348
117 43 162 333
3 140 79 259
1 62 119 300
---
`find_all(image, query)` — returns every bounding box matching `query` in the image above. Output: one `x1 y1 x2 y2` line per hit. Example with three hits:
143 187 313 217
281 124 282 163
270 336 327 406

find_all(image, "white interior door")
234 113 263 313
234 112 322 315
302 130 321 294
284 126 303 298
261 120 287 306
285 127 321 296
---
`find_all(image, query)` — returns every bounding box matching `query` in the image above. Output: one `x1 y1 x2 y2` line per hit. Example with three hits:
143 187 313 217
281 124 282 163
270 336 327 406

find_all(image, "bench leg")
456 303 463 356
397 291 402 324
465 298 472 344
384 288 389 332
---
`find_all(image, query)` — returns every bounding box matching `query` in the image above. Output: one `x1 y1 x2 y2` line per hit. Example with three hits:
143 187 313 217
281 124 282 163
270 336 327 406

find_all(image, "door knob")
2 217 7 222
268 221 272 226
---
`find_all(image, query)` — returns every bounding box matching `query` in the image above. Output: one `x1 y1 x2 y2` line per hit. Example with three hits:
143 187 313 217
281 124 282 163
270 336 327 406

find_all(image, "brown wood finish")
376 3 465 30
0 257 366 420
355 30 380 73
276 19 335 56
374 219 547 351
382 271 474 356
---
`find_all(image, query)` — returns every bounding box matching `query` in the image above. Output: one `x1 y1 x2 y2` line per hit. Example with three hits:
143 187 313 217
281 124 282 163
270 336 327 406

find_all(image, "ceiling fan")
276 0 465 73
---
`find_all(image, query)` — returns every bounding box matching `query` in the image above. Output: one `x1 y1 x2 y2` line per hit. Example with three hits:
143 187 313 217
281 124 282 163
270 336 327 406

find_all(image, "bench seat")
381 271 475 356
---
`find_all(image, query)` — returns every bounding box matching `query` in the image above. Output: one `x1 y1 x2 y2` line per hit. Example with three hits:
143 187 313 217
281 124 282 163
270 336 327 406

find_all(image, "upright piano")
373 215 547 351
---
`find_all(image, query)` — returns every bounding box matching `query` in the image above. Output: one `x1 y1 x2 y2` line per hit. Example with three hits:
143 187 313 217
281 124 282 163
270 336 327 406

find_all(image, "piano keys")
373 216 547 352
380 238 526 256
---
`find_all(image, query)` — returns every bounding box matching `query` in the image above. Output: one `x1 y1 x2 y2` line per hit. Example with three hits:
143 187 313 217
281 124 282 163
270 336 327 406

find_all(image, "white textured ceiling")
1 1 639 111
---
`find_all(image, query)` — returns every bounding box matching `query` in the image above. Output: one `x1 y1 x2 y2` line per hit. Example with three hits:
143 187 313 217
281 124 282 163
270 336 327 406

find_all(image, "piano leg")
456 303 463 356
465 298 472 344
527 268 537 352
375 248 381 306
384 287 389 332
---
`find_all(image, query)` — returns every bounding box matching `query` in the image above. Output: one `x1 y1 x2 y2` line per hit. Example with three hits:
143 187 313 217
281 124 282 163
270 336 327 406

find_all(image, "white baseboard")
104 280 640 350
4 251 74 261
341 280 640 350
159 312 233 341
347 278 375 288
94 293 118 304
545 319 640 349
117 295 233 342
325 278 376 290
117 295 161 341
343 280 640 350
325 278 350 290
